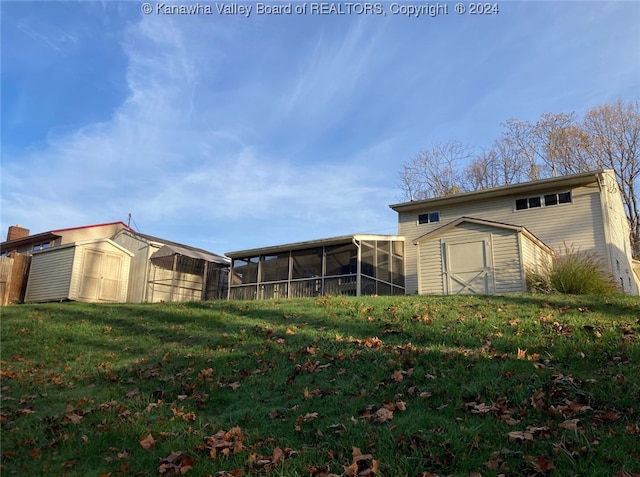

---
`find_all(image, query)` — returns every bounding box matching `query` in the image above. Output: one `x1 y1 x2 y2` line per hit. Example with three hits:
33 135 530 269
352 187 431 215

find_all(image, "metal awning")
150 244 229 265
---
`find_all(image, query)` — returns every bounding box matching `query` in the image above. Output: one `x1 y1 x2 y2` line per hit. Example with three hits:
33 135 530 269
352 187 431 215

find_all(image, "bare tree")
397 140 472 201
397 99 639 258
531 112 586 176
491 136 532 185
464 142 527 191
545 123 595 175
464 149 501 191
583 99 640 258
499 118 543 180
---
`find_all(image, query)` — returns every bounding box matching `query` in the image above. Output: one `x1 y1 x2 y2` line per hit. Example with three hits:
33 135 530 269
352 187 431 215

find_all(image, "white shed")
24 239 133 303
413 217 554 295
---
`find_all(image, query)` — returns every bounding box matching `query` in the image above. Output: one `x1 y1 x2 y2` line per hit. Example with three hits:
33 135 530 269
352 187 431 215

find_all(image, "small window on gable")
418 212 440 224
515 198 528 210
544 194 558 206
558 191 571 204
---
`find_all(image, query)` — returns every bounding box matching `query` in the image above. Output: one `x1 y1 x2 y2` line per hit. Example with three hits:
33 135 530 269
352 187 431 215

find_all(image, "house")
1 222 229 304
1 222 130 256
389 169 640 295
226 234 405 300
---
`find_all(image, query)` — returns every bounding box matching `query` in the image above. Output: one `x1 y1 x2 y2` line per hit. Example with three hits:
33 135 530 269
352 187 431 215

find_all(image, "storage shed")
24 239 133 303
413 217 553 295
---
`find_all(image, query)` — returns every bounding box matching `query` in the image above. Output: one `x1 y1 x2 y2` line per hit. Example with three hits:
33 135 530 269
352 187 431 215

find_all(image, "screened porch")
148 244 229 302
227 235 405 300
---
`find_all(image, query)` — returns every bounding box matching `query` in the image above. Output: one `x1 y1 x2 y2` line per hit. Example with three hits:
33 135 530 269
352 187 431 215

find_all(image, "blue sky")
1 1 639 254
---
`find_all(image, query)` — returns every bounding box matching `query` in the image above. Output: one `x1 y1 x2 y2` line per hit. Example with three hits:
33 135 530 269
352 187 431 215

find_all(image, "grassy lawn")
1 294 639 476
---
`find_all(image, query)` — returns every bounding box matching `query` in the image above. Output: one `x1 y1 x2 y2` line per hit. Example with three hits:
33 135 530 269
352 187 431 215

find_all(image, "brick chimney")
6 225 30 241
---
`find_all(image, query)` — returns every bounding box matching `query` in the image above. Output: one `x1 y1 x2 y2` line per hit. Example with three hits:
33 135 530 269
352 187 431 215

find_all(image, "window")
558 192 571 204
33 243 51 251
515 191 571 210
529 196 541 208
418 211 440 224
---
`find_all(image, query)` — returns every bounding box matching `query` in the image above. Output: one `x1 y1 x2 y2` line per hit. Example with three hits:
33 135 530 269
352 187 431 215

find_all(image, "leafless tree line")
398 99 640 258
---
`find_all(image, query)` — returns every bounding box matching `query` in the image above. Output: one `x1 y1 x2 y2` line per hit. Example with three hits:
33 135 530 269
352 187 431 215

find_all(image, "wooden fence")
0 253 31 305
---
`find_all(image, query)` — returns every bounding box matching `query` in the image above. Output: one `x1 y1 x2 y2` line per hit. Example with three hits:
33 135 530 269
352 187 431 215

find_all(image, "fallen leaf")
140 433 156 450
526 455 555 473
508 430 534 442
559 419 580 431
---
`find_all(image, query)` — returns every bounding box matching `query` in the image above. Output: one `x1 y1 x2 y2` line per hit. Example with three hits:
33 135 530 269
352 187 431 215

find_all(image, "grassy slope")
1 294 639 476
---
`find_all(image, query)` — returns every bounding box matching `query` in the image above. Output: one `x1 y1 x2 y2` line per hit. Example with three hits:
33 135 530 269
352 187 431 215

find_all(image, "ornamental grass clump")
550 244 619 295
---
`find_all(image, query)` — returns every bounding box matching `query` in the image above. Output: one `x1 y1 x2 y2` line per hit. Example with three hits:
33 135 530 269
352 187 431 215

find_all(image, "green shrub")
549 244 619 295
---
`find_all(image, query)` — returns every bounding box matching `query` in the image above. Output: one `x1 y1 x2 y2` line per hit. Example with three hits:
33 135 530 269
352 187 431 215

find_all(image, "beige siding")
399 183 606 294
490 230 524 294
112 231 156 302
148 266 203 302
25 246 75 302
521 235 552 276
417 240 443 294
598 173 639 294
57 223 127 245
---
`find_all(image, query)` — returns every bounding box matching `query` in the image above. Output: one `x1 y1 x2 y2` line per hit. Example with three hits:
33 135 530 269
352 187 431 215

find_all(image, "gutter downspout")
170 254 178 302
202 261 208 301
353 237 361 297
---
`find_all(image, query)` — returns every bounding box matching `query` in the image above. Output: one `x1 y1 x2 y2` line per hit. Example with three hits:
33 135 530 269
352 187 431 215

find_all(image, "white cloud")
3 1 638 250
0 13 396 247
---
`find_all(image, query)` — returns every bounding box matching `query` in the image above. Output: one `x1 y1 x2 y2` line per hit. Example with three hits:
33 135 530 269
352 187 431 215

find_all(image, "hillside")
1 294 639 476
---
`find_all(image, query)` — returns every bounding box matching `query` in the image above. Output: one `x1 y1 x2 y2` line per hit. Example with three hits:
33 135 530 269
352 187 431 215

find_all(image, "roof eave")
226 234 405 259
390 169 609 213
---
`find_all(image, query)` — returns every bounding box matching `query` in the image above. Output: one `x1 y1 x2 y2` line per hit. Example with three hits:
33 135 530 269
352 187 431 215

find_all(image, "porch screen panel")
391 241 405 288
233 257 259 284
325 243 357 276
291 248 322 279
361 241 376 278
261 253 289 282
377 241 390 284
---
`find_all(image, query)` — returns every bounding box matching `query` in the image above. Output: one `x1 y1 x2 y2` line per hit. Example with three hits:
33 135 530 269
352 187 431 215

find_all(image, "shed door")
444 239 494 295
100 254 123 301
79 249 123 301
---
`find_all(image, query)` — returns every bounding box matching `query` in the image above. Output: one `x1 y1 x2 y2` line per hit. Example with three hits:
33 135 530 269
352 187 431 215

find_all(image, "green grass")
1 294 639 476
